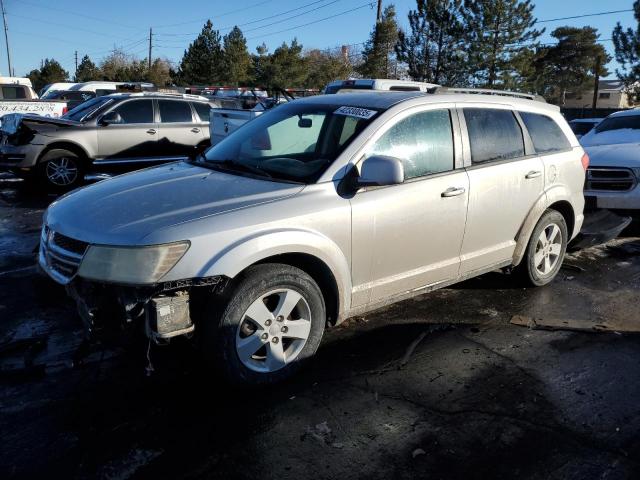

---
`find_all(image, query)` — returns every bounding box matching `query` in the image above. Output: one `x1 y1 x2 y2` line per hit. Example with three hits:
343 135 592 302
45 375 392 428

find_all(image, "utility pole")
376 0 382 22
591 55 601 116
148 27 152 71
0 0 12 76
74 50 78 81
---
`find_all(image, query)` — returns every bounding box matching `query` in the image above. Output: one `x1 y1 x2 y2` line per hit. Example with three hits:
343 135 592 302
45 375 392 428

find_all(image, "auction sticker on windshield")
334 106 377 119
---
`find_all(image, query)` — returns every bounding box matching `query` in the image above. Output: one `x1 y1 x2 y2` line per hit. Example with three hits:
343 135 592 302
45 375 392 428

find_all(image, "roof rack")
434 86 546 103
119 91 209 101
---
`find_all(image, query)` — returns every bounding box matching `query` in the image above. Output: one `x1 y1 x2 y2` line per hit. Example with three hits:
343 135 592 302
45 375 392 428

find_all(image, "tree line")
24 0 640 104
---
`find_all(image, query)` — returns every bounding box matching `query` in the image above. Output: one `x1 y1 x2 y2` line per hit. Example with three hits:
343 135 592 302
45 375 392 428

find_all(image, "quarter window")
367 109 454 180
159 100 193 123
113 99 154 124
464 108 524 164
520 112 571 153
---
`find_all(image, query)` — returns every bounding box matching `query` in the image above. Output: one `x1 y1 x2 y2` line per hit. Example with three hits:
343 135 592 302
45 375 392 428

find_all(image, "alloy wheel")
45 157 78 186
534 223 563 276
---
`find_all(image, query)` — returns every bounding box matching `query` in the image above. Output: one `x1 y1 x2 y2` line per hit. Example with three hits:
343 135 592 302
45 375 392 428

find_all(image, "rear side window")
520 112 571 153
193 102 211 122
367 109 454 180
159 100 193 123
113 99 154 124
2 86 26 99
464 108 524 164
595 115 640 133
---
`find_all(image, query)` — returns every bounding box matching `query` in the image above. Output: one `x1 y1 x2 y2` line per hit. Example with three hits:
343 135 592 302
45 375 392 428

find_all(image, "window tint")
464 108 524 164
2 86 26 99
159 100 193 123
367 109 454 179
193 102 211 122
520 112 571 153
113 99 154 124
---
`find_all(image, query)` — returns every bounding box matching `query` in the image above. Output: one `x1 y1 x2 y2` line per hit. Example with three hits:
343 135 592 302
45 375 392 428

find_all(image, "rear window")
595 115 640 133
2 86 26 99
158 100 192 123
520 112 571 153
464 108 524 164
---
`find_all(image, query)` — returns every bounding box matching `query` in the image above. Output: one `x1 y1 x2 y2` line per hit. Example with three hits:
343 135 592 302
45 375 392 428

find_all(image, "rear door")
156 99 202 158
96 98 158 163
192 101 212 145
458 106 544 274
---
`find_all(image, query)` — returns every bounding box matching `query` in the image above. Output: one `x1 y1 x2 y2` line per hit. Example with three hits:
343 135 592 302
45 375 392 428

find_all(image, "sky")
1 0 637 79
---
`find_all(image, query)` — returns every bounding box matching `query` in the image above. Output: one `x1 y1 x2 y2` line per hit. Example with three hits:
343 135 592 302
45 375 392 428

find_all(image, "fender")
198 228 352 317
38 140 92 163
512 184 576 267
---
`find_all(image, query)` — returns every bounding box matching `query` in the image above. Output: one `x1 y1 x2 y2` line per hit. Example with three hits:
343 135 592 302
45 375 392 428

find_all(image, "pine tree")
27 58 69 92
222 26 251 85
75 55 101 82
396 0 467 85
532 27 610 104
304 49 352 89
179 20 223 85
462 0 543 88
358 5 400 78
613 1 640 99
253 40 307 89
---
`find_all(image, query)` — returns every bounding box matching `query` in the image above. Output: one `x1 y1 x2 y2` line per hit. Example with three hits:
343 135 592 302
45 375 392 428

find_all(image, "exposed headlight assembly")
77 241 190 284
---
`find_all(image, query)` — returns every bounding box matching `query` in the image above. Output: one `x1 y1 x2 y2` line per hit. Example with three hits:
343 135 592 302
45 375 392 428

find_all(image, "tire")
37 148 85 191
202 263 326 386
518 209 568 287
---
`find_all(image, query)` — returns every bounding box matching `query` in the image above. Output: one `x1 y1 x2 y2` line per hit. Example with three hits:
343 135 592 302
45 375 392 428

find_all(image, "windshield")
203 102 378 183
570 122 598 136
595 115 640 133
63 97 113 122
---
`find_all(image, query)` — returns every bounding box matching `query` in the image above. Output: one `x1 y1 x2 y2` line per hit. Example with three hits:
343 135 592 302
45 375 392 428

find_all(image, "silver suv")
39 90 586 385
0 92 212 189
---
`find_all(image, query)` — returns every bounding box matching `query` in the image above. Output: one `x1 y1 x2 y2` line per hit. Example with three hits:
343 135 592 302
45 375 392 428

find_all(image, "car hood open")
45 162 305 244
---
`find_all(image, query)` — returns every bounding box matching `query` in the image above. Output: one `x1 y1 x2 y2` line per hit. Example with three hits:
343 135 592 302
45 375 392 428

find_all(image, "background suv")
39 90 586 385
0 92 213 189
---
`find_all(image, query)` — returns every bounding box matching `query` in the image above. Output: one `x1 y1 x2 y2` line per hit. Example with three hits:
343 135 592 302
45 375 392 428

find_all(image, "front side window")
203 103 377 183
464 108 524 164
520 112 571 153
366 109 454 180
159 100 193 123
113 99 154 124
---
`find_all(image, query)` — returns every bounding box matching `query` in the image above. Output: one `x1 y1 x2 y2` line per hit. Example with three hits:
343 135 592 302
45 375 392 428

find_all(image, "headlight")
77 241 190 284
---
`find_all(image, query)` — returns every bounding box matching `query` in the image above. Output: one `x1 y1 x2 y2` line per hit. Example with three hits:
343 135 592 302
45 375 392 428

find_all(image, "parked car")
568 118 602 138
0 92 212 189
68 81 155 97
41 90 96 111
580 109 640 216
39 82 77 98
323 78 439 94
0 77 68 123
38 90 586 385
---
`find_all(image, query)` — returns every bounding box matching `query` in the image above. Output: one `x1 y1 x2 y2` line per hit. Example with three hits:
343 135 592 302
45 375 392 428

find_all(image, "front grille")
40 227 87 284
585 168 636 192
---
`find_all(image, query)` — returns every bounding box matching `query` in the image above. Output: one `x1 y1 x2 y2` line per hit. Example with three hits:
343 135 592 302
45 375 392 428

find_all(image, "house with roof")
563 80 639 109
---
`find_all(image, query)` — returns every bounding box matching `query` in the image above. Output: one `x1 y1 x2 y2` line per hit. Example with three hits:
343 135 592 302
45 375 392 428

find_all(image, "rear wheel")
38 148 85 191
202 263 326 386
519 209 568 286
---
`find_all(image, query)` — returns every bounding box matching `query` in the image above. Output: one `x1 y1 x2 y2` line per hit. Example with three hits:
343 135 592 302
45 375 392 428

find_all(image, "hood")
46 162 305 244
584 143 640 168
0 113 79 135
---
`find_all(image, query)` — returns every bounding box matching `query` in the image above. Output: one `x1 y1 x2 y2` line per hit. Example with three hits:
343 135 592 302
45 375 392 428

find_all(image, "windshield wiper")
211 158 273 179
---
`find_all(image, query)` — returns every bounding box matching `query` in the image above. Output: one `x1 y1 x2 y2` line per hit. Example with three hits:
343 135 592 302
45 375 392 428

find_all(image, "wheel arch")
37 141 90 165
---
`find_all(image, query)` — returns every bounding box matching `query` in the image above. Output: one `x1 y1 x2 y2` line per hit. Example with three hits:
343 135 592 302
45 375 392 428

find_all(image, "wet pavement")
1 172 639 479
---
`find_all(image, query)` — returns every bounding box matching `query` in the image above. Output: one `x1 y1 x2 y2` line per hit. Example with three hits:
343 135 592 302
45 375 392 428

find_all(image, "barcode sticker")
334 106 377 119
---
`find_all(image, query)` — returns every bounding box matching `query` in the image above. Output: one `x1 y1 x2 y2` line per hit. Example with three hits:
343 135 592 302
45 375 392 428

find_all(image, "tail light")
62 106 68 115
581 152 589 171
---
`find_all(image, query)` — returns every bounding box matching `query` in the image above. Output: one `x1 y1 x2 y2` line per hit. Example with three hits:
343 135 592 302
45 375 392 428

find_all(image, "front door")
96 98 158 163
350 108 469 306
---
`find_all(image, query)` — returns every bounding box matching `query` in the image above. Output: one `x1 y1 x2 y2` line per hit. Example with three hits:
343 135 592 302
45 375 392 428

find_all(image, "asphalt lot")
1 172 639 480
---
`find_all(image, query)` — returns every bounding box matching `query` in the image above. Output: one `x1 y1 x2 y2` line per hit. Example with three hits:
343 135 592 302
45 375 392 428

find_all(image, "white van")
324 78 439 94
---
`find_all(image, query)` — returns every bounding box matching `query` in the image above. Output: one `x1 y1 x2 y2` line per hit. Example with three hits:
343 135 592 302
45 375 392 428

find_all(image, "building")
563 80 639 109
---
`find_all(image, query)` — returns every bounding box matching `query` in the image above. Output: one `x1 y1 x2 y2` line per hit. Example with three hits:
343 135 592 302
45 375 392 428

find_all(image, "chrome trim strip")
93 156 187 165
48 241 84 261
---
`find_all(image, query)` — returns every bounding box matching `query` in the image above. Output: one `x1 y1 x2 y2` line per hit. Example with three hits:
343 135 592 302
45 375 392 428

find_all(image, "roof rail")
123 91 209 101
434 86 546 103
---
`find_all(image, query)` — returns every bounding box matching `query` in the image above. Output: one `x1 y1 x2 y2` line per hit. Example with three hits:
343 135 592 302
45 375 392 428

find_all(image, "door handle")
191 127 200 133
146 129 156 135
525 170 542 179
441 187 466 197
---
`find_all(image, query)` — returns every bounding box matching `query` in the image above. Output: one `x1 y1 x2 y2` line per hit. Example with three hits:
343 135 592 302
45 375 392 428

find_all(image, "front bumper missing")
569 209 632 251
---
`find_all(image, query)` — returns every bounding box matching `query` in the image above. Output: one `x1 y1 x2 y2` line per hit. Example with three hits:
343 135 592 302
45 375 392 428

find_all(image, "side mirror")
298 117 312 128
358 155 404 186
99 111 122 125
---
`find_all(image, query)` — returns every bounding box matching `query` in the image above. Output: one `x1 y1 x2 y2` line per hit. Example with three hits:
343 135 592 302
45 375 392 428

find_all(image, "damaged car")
39 90 586 385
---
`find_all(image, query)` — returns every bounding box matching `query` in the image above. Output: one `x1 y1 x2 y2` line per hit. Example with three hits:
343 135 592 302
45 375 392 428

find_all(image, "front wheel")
519 209 568 286
202 264 326 386
38 149 85 191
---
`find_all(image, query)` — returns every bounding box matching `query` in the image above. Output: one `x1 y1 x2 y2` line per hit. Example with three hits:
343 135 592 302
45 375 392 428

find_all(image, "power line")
153 0 273 28
536 9 633 24
243 0 342 34
246 2 375 41
17 0 140 30
7 12 139 40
